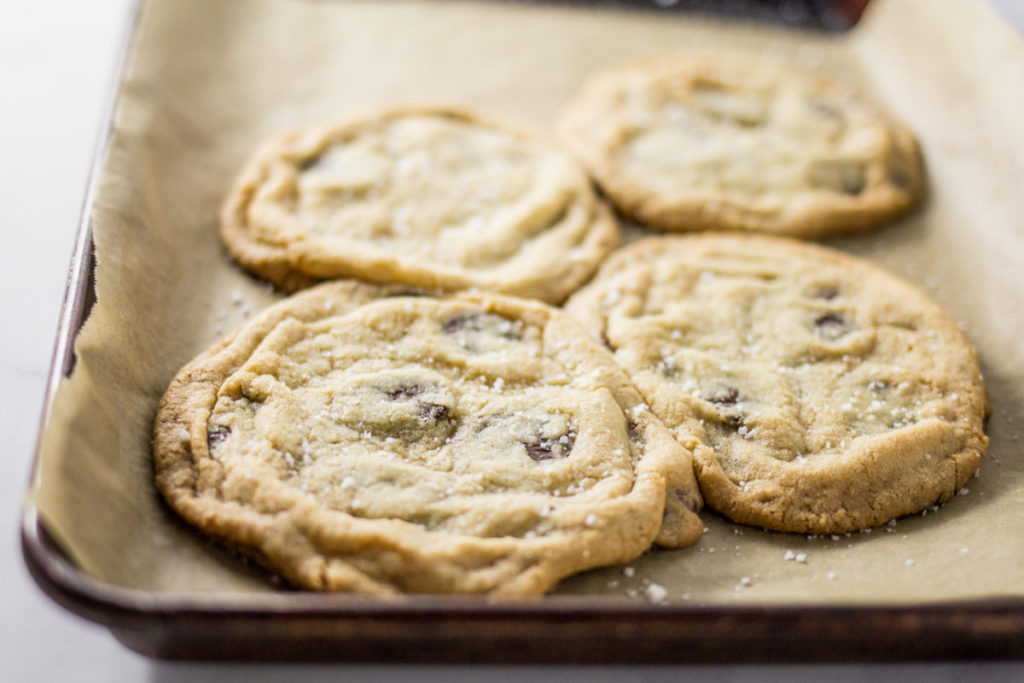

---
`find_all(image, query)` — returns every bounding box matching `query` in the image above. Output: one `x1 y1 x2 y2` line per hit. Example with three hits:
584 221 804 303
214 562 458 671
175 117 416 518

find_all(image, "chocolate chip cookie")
565 234 987 534
221 107 618 302
153 282 702 594
557 53 923 237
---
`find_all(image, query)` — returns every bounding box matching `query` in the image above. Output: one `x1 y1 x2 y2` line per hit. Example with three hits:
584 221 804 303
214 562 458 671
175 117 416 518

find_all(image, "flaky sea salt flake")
644 583 668 603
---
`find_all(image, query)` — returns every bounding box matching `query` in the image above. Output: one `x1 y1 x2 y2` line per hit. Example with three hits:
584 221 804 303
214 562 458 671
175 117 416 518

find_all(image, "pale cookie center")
206 302 639 536
280 116 579 267
619 80 877 200
605 261 946 471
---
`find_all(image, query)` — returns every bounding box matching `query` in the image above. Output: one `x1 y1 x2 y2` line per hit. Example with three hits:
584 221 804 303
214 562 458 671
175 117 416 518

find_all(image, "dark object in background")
529 0 871 32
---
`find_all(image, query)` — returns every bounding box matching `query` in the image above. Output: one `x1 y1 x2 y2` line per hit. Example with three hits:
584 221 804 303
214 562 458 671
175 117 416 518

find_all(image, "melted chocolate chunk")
207 424 231 450
840 174 866 196
626 418 644 444
888 148 915 190
707 387 740 405
523 430 575 462
808 159 867 196
387 385 424 401
705 388 745 427
815 311 845 326
417 401 450 423
816 285 840 300
814 311 856 341
442 312 521 340
890 167 912 189
442 312 474 334
722 413 745 428
297 155 321 172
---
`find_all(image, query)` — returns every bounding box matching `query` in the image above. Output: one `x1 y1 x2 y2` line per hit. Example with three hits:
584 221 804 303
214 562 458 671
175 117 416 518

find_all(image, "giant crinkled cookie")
557 53 923 237
153 281 702 595
564 234 988 534
221 107 618 303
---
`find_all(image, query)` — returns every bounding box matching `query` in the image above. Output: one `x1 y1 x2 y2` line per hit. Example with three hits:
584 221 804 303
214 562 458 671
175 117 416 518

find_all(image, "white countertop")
3 1 1023 680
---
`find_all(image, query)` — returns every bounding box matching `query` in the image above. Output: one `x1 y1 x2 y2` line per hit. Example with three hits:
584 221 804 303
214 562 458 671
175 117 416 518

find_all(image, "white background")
3 1 1023 680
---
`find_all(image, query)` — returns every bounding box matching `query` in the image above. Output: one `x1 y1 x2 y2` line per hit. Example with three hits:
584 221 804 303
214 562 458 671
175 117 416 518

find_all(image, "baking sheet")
29 0 1024 605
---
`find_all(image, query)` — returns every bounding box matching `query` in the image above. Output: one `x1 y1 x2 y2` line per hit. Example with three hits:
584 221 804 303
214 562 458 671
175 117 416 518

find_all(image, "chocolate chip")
599 328 614 351
839 174 866 196
816 286 840 300
443 314 467 334
707 387 740 405
704 389 745 427
627 418 644 443
417 401 449 423
383 290 430 298
890 166 912 190
524 430 575 462
207 424 231 450
524 441 555 462
868 379 890 391
442 312 480 334
813 312 857 341
723 413 745 428
442 312 520 340
387 385 423 401
815 312 845 327
808 159 867 196
888 147 915 190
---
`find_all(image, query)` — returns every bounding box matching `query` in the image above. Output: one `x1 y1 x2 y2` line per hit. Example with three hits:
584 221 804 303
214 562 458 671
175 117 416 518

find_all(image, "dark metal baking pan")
20 0 1024 662
21 506 1024 662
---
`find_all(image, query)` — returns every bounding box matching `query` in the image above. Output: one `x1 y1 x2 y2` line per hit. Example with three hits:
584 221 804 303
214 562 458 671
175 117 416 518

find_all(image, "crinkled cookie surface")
153 282 702 595
565 234 987 533
221 107 618 302
557 53 923 237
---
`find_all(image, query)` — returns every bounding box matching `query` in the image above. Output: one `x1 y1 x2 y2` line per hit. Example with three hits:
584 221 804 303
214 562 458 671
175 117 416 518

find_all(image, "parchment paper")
30 0 1024 603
